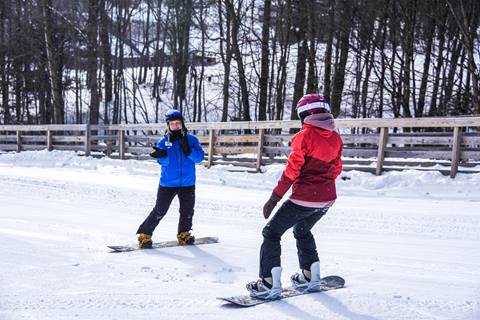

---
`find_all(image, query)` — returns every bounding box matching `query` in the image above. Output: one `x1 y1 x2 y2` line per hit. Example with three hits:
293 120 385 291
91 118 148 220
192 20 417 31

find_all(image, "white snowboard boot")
291 261 321 291
246 266 282 300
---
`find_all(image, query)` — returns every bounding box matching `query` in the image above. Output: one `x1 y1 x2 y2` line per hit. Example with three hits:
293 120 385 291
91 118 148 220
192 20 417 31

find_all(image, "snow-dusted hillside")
0 151 479 319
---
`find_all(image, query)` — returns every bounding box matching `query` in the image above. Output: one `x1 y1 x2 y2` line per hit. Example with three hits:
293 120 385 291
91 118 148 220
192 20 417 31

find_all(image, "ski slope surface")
0 150 479 320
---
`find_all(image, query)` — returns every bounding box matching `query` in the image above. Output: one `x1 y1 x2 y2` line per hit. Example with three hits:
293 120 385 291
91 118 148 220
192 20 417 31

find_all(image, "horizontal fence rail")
1 117 480 178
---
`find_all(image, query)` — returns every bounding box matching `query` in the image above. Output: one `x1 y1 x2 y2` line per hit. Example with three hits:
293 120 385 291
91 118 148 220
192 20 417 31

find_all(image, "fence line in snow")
1 117 480 178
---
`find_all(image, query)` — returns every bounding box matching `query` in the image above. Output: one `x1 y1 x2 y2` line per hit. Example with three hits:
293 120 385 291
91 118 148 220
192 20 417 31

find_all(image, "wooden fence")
1 117 480 178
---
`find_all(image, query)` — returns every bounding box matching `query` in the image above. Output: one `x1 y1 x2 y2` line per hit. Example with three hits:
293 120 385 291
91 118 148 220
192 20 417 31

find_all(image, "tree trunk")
400 0 415 118
352 48 362 118
441 35 461 115
378 8 387 119
446 0 480 113
141 0 150 84
42 0 64 124
429 14 446 116
330 0 352 117
267 24 277 120
323 0 335 101
196 0 206 122
218 0 232 122
258 0 271 121
290 0 309 120
417 18 434 117
388 1 400 118
170 0 192 113
227 0 251 122
87 0 100 125
274 1 291 121
13 60 21 123
306 3 318 93
291 39 308 120
100 0 112 125
0 0 9 124
361 45 375 119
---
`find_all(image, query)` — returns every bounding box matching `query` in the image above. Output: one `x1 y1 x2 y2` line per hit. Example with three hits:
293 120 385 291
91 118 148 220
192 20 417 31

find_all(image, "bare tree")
0 0 10 124
330 0 353 117
218 0 232 121
417 1 436 117
258 0 271 121
446 0 480 113
42 0 64 124
274 0 292 120
100 0 113 124
323 0 335 102
226 0 251 121
290 0 309 120
169 0 193 113
1 0 479 126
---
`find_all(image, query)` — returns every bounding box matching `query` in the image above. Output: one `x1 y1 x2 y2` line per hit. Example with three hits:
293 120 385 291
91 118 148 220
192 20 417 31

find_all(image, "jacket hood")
303 113 336 131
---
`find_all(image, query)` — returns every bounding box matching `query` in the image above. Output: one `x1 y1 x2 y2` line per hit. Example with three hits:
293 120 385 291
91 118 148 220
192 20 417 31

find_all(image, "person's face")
168 120 183 131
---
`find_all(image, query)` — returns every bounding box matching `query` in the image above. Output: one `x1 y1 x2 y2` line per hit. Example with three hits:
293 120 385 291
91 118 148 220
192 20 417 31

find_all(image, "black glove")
149 146 167 159
181 133 191 156
263 192 282 219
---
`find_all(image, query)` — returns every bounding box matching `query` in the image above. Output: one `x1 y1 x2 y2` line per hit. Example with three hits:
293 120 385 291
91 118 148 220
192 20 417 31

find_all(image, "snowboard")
217 275 345 307
108 236 219 252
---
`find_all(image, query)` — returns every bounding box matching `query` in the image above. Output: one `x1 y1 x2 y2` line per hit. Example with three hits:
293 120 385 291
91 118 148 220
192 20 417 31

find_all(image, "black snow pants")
259 200 329 278
136 185 195 235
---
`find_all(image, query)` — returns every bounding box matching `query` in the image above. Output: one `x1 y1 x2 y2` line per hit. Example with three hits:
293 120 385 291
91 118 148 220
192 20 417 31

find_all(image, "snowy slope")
0 151 479 320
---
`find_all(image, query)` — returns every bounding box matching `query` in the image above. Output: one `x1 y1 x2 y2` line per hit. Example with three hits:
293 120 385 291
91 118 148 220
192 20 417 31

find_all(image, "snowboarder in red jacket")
247 93 343 299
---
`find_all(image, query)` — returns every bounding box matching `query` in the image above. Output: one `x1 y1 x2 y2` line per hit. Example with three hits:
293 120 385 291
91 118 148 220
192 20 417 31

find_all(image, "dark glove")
181 133 191 156
149 146 167 159
263 192 282 219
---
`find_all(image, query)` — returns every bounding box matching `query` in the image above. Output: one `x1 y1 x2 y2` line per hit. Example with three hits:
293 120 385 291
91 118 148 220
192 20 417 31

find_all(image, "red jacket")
273 123 343 203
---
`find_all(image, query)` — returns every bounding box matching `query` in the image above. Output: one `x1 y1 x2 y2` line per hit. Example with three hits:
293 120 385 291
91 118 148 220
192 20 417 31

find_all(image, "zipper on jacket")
178 140 183 187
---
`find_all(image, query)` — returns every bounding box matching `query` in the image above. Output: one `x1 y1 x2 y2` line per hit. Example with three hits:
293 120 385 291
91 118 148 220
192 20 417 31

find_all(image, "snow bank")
1 150 479 201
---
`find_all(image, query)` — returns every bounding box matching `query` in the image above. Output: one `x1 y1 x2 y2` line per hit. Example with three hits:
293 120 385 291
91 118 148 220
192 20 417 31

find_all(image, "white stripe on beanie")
297 101 331 113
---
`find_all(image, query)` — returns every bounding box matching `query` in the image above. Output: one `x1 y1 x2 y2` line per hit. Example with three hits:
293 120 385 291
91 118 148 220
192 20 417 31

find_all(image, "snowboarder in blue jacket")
136 109 205 248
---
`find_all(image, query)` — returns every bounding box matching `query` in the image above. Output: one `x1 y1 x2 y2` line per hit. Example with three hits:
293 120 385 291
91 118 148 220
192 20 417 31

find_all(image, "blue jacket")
155 133 205 187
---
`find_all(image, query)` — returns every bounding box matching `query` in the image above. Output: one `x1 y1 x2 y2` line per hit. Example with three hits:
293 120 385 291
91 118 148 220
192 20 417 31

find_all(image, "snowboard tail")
108 236 219 252
218 275 345 307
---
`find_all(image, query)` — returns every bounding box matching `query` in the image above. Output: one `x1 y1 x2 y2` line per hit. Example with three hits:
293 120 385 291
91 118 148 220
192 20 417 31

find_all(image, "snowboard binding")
290 261 321 292
246 266 282 300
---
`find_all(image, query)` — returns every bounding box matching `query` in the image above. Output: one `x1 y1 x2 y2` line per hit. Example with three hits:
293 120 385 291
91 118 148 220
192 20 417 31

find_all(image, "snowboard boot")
177 231 195 245
137 233 153 249
291 261 321 291
246 266 282 300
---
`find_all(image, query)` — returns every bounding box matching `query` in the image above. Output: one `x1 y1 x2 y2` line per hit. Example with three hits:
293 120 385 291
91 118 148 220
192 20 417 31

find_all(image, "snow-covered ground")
0 150 479 320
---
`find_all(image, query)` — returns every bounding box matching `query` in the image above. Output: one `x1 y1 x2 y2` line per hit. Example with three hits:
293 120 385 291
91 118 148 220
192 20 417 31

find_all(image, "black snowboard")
108 236 219 252
218 275 345 307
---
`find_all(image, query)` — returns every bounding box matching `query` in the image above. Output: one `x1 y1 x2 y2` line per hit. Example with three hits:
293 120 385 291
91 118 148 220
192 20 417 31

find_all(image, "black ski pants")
259 200 329 278
136 185 195 235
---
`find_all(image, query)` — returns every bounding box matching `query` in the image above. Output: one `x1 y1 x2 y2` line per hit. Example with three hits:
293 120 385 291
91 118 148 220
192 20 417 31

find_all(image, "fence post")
16 131 22 153
119 129 126 160
84 124 91 156
47 130 53 151
376 127 388 176
450 126 462 178
106 127 113 156
256 129 265 172
207 129 215 168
